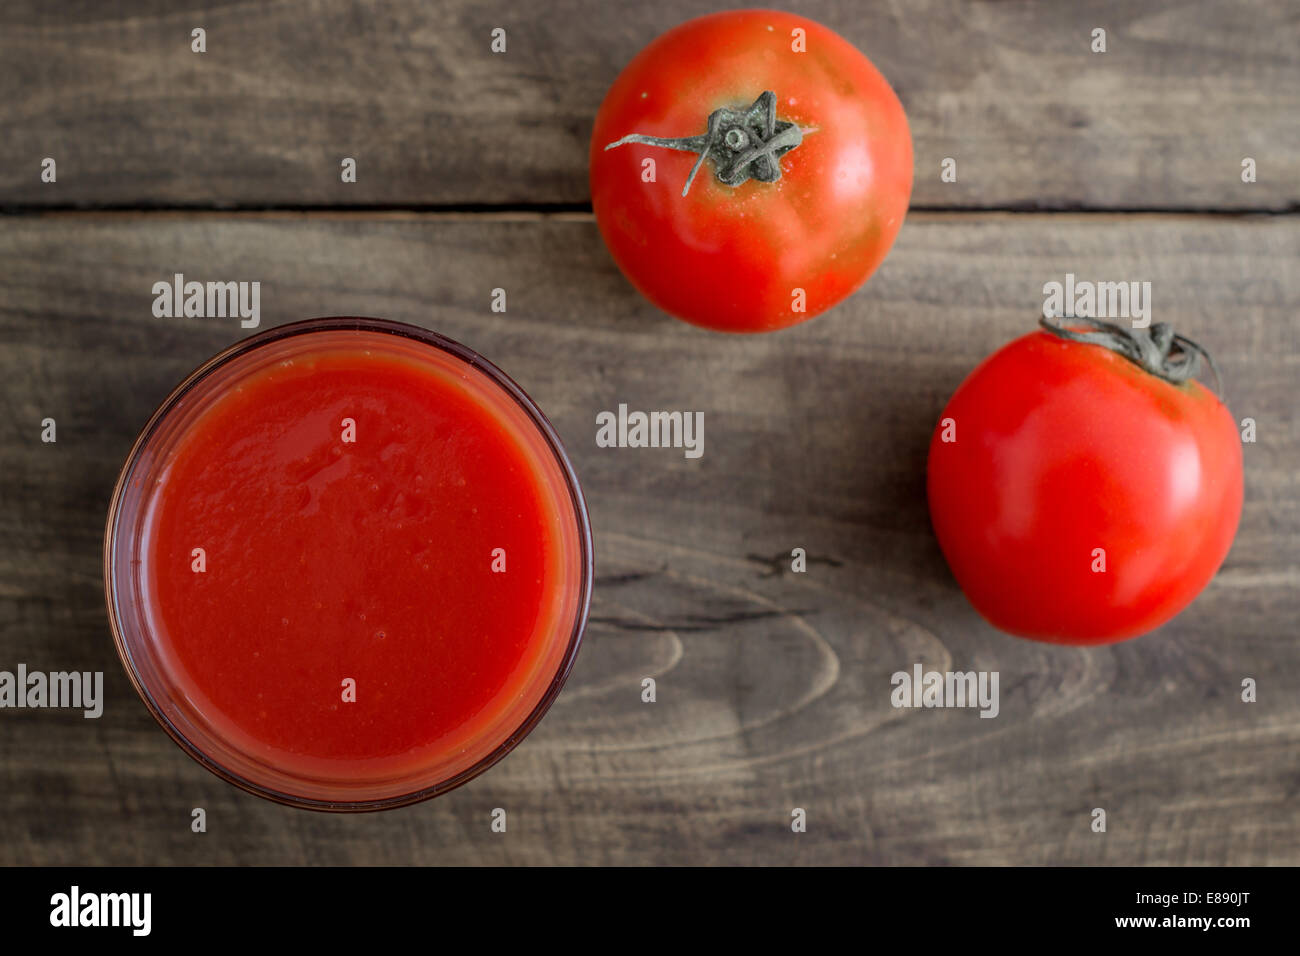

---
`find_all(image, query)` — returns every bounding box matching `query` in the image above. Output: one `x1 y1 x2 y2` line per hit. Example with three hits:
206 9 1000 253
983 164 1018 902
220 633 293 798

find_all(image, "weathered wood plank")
0 211 1296 864
0 1 1295 210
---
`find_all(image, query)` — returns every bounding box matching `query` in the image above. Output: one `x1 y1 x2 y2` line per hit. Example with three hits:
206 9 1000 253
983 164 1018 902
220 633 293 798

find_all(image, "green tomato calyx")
1040 315 1223 398
604 91 803 197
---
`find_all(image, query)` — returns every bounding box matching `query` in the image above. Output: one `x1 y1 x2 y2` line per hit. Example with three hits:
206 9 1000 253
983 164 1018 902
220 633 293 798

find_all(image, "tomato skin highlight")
926 330 1244 645
590 10 913 332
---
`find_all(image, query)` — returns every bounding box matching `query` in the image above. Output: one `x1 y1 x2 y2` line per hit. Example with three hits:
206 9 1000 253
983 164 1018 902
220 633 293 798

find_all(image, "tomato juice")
105 319 591 808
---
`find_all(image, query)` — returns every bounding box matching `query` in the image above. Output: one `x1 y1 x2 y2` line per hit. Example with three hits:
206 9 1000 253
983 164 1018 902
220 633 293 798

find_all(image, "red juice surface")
135 334 579 794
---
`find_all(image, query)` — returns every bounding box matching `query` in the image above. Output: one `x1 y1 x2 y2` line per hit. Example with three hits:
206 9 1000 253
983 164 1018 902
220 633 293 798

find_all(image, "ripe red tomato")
927 321 1243 644
590 10 913 332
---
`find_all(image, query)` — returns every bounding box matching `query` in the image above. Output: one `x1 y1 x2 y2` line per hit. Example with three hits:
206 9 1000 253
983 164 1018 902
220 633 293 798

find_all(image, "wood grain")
1 0 1296 211
0 211 1295 864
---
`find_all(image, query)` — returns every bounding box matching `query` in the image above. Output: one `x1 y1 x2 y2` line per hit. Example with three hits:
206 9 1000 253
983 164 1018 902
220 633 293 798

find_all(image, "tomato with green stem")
927 318 1244 644
590 9 913 332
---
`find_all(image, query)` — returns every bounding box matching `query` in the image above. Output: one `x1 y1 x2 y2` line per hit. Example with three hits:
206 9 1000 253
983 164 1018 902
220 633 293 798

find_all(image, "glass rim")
103 316 594 812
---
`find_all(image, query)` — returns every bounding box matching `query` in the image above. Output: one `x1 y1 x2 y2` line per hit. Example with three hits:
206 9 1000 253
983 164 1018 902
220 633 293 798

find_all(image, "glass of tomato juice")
104 317 593 810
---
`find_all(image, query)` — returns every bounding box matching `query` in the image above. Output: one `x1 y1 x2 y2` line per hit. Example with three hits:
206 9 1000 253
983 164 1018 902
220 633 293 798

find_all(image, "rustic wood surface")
0 0 1296 210
1 212 1296 865
0 0 1297 866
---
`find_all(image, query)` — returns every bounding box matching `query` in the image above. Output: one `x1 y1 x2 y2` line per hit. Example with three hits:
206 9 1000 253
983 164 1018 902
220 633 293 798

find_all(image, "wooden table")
1 0 1296 866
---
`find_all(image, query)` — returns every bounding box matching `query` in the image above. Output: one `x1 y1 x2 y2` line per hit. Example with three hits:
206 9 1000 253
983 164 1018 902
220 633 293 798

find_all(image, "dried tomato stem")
1039 315 1223 398
604 91 804 197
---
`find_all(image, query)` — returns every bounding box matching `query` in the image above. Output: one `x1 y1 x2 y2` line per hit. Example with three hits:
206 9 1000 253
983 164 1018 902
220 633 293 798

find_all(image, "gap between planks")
0 205 1297 223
